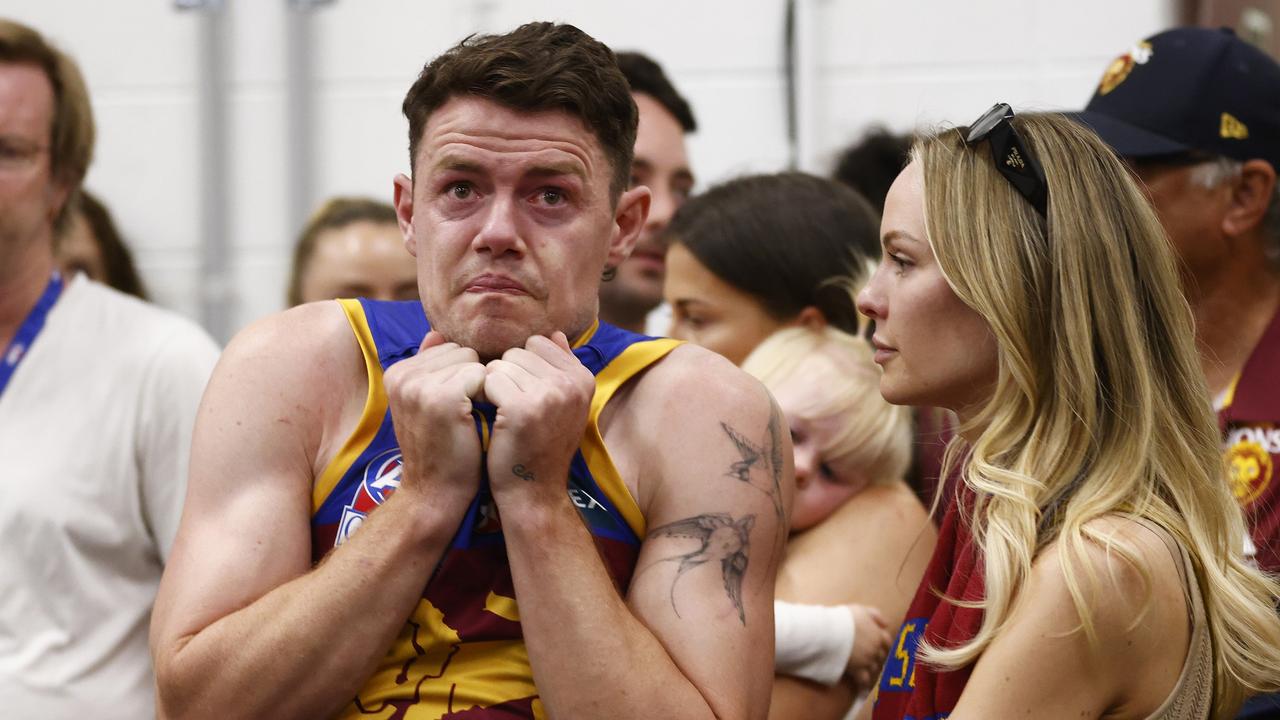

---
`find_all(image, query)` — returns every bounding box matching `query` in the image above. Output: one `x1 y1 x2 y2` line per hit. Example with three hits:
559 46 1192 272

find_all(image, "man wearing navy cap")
1077 28 1280 580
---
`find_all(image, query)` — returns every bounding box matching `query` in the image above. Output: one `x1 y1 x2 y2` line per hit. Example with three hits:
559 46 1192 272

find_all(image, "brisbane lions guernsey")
311 298 680 719
871 488 982 720
1220 306 1280 573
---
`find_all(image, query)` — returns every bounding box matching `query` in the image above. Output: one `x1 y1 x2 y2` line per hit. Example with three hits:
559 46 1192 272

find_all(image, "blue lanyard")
0 272 63 398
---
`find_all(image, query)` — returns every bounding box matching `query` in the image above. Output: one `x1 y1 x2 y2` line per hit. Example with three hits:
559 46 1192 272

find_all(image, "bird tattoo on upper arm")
721 412 786 529
647 513 755 625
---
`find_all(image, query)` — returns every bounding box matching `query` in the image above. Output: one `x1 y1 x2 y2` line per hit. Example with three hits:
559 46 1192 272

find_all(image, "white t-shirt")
0 275 219 719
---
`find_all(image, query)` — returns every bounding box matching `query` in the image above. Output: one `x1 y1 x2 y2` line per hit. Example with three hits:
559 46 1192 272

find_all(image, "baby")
742 326 915 695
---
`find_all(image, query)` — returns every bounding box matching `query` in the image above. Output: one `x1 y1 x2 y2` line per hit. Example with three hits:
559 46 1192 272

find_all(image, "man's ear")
393 172 417 256
1223 159 1277 240
794 305 828 331
607 185 651 268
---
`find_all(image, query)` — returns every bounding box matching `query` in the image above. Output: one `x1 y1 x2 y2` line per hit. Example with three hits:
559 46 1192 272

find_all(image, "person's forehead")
0 61 56 134
415 95 606 179
633 93 683 136
881 162 927 238
633 92 689 166
314 220 402 253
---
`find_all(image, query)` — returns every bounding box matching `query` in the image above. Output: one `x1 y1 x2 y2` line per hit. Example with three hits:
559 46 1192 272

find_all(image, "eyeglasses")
964 103 1048 217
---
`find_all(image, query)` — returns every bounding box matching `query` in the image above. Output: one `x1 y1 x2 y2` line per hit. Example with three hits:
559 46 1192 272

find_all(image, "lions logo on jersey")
1227 426 1275 507
335 449 403 546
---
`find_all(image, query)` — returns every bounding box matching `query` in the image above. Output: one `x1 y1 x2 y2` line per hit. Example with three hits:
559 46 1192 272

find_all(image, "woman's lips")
871 336 897 364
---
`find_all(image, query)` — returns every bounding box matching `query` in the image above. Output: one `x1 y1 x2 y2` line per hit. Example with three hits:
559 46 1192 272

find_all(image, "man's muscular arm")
486 339 791 719
149 307 481 720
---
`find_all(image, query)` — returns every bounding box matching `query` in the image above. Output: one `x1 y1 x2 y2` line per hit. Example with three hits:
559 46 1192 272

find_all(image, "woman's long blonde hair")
914 112 1280 715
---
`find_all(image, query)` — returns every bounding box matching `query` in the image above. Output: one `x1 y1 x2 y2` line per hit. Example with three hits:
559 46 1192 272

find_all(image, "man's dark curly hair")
615 51 696 133
402 22 637 200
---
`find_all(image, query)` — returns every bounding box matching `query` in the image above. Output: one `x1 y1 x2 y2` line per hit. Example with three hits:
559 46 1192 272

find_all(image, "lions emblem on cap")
1098 41 1154 95
1228 436 1273 506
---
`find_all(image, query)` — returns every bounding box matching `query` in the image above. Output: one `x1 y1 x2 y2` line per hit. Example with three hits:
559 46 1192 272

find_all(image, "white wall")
4 0 1175 342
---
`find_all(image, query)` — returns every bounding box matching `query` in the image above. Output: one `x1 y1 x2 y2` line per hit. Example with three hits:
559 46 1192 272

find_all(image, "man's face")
1129 159 1234 295
598 92 693 320
0 62 67 278
394 96 645 360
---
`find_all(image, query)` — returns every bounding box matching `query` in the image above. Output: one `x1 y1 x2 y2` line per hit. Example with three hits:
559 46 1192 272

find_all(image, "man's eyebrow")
430 156 482 174
525 161 586 182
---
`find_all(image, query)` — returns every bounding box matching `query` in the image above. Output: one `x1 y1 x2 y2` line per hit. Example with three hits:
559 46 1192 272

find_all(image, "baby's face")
772 378 864 532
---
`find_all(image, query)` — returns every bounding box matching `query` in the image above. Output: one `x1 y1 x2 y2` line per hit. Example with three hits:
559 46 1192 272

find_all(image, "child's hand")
845 604 890 691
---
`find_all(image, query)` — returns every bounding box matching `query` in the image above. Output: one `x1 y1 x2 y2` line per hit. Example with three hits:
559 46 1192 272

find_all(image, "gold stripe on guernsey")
312 299 387 513
1220 372 1242 412
571 318 599 349
581 338 683 538
473 407 492 450
485 591 521 622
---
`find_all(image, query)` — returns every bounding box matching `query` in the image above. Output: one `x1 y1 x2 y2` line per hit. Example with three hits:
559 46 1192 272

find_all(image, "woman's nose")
856 264 887 321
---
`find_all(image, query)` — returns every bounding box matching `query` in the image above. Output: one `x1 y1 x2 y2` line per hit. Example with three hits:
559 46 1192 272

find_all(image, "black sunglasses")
964 103 1049 217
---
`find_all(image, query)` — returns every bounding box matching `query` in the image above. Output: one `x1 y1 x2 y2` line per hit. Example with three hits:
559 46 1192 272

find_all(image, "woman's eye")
684 315 708 330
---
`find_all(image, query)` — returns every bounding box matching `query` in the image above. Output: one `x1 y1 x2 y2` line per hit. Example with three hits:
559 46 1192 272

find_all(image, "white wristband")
773 600 855 687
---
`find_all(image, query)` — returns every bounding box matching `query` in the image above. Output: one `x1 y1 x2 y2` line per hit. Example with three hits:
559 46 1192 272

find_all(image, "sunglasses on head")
964 103 1049 217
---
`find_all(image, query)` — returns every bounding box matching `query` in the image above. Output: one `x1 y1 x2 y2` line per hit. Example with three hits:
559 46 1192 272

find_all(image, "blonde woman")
856 106 1280 719
741 326 935 720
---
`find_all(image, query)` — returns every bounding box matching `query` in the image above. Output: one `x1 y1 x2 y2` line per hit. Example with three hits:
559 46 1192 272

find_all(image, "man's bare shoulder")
613 343 792 528
212 301 366 430
222 301 356 377
631 342 772 416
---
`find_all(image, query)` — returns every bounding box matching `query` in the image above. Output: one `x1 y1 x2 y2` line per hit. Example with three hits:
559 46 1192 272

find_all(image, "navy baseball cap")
1074 27 1280 167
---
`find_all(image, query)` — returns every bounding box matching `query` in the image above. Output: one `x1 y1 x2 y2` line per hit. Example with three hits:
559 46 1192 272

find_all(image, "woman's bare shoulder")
952 514 1191 719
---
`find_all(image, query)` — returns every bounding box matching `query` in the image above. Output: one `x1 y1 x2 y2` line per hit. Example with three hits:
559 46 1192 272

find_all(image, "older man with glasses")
0 18 219 719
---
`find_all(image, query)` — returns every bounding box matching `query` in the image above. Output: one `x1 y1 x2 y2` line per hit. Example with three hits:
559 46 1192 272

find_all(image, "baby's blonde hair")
742 325 911 485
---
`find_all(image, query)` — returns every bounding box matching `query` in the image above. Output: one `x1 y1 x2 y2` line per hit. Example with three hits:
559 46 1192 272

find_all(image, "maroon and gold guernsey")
869 488 981 720
311 298 680 719
1220 306 1280 573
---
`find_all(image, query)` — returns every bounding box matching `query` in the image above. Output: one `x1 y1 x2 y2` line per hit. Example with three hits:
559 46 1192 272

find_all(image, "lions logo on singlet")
1098 40 1153 95
1226 424 1277 506
336 449 403 546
